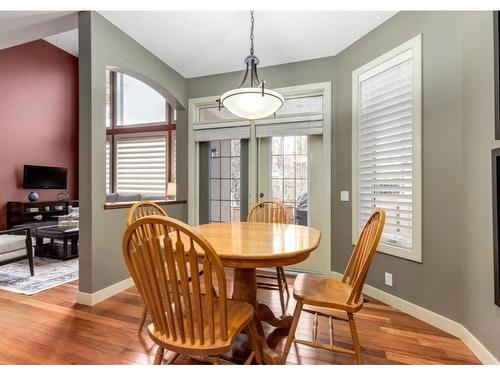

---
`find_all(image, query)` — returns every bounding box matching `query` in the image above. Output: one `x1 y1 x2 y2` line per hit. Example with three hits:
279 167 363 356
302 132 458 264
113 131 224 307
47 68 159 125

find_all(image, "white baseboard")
329 271 498 365
75 277 135 306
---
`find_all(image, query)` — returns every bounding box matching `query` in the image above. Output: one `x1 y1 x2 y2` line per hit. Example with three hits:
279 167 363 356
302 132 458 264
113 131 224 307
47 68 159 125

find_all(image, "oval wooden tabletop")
191 221 321 269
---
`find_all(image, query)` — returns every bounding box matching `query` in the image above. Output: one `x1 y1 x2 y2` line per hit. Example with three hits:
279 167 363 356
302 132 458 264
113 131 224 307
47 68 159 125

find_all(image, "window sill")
103 199 187 210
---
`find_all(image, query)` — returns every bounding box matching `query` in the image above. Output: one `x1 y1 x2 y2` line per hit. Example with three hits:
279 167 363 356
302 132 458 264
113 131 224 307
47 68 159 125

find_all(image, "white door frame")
188 81 332 274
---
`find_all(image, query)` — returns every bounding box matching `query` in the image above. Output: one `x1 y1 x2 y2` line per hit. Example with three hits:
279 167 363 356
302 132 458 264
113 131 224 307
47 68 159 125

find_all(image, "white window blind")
358 50 413 250
353 35 422 262
105 140 111 193
115 135 167 195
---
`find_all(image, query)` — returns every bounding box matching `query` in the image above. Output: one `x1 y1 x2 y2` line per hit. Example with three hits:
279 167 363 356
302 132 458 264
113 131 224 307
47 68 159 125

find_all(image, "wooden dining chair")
127 201 169 333
122 215 262 365
281 209 386 364
127 201 168 226
247 200 291 315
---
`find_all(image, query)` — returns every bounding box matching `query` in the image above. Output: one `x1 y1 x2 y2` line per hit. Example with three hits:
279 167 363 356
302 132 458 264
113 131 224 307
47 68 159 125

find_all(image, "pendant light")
219 11 284 120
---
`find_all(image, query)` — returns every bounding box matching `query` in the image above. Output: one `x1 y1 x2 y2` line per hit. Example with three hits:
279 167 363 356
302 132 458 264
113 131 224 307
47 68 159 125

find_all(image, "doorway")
189 82 331 274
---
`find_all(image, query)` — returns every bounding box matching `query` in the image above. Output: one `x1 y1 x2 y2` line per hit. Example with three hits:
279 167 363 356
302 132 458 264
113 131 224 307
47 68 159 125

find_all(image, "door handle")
259 192 264 198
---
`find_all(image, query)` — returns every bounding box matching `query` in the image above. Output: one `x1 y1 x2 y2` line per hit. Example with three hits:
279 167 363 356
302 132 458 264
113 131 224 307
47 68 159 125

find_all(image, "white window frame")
352 34 422 263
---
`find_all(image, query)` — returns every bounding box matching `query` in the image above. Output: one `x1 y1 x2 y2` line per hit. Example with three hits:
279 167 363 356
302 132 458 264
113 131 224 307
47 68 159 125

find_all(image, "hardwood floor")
0 274 480 365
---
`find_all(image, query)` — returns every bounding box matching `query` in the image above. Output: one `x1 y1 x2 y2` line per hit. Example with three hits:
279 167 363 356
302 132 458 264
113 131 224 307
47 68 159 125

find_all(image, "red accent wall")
0 40 78 229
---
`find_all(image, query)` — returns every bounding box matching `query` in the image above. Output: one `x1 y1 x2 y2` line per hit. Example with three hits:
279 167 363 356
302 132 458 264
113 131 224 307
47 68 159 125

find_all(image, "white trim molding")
75 277 135 306
352 34 423 263
330 272 499 364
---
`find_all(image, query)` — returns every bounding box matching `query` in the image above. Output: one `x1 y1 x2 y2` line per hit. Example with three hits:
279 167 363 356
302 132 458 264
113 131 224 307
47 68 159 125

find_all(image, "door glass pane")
209 139 241 223
271 135 309 225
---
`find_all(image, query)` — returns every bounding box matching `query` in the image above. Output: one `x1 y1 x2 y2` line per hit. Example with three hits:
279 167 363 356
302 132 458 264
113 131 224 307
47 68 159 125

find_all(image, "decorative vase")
57 192 70 202
28 192 39 202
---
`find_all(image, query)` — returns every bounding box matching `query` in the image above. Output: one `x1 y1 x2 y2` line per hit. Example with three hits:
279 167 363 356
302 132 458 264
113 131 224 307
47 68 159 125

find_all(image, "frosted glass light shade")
220 87 284 120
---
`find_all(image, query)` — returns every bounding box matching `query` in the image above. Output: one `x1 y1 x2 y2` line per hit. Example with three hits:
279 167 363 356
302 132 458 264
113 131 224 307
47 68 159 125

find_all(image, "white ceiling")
0 11 397 79
99 11 397 78
44 29 79 56
0 11 77 50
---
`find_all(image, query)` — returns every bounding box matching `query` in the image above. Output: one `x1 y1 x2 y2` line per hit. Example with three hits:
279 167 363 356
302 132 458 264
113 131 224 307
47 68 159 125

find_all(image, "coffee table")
35 225 79 260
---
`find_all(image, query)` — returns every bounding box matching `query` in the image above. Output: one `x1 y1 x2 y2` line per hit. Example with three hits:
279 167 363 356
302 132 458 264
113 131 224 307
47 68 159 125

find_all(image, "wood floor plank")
0 273 481 365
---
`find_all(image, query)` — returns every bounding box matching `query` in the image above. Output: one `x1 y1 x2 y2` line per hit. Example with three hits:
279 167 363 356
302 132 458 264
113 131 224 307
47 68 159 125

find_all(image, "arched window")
105 70 176 199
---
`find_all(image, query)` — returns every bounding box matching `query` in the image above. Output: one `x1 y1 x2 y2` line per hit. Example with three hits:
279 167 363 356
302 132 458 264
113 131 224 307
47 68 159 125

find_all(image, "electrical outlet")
384 272 393 287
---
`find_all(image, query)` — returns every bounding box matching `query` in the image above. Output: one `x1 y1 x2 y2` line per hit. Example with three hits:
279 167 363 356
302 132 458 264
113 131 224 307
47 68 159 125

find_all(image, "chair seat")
293 273 363 313
148 298 254 356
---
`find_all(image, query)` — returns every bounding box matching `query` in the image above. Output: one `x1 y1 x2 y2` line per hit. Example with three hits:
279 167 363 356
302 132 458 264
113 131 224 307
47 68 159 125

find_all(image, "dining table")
188 221 321 365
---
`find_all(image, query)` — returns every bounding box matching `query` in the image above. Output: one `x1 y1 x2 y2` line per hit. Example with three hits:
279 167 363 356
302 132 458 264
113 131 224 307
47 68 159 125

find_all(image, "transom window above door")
105 70 176 199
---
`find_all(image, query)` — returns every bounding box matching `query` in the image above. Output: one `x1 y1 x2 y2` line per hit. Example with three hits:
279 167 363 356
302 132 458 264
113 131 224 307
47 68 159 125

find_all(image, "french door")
189 82 331 274
256 134 325 273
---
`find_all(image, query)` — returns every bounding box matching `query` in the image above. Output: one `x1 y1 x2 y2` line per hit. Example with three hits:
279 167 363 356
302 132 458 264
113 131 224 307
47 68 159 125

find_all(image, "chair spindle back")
247 200 291 224
342 210 386 305
127 201 169 242
127 201 168 224
122 216 228 345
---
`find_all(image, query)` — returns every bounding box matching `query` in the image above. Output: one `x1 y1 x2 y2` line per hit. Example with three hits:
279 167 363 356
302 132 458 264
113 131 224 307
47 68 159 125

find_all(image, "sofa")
0 227 34 276
106 193 167 203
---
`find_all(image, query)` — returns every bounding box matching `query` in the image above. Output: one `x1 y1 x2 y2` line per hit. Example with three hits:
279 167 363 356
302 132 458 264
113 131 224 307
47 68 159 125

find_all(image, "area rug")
0 257 78 295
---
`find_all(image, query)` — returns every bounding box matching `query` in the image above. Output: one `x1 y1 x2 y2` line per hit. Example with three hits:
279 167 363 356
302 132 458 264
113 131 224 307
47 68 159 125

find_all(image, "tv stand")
7 200 78 228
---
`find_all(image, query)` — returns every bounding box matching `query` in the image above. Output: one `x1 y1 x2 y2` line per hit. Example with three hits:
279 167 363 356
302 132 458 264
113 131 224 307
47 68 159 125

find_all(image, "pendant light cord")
250 10 255 55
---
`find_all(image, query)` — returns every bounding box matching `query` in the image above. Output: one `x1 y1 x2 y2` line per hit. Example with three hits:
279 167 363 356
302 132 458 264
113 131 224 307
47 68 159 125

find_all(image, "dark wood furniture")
35 225 79 261
7 200 78 229
0 227 34 276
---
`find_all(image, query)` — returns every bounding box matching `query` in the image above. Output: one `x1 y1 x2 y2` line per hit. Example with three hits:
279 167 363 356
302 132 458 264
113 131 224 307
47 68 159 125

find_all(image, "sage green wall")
187 11 500 359
334 11 467 322
78 11 188 293
335 11 500 360
78 9 500 359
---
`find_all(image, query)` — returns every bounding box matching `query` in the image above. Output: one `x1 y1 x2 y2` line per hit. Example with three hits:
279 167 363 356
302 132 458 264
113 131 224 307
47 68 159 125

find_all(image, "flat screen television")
23 165 67 189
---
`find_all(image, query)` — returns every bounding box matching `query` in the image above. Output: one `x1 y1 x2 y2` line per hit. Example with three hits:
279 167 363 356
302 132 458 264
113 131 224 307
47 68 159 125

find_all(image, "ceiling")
99 11 398 78
0 11 397 78
45 29 79 56
0 11 77 51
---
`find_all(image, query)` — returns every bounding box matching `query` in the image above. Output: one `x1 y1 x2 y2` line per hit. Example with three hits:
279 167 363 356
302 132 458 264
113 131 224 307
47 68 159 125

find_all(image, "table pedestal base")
233 268 292 365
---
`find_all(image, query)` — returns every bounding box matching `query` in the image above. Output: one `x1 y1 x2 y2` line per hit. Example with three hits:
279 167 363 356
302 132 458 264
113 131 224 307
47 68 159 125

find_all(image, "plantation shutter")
356 49 413 250
115 135 167 195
